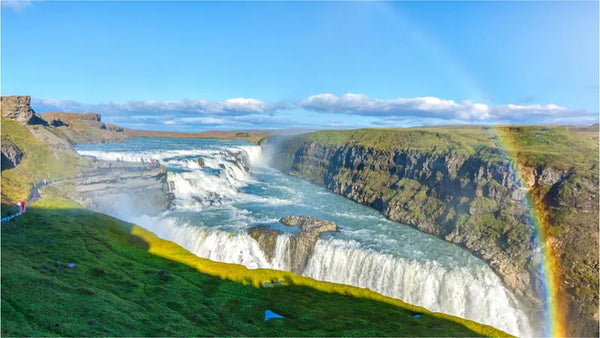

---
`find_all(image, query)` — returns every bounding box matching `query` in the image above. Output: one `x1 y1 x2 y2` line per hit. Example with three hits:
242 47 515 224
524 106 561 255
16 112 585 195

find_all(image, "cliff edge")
266 126 599 337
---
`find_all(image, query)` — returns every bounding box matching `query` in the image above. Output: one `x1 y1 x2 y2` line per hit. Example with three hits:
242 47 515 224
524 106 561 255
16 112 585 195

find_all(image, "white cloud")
30 94 597 129
33 97 277 115
301 93 595 124
179 117 226 124
221 98 266 113
1 0 33 11
301 93 491 120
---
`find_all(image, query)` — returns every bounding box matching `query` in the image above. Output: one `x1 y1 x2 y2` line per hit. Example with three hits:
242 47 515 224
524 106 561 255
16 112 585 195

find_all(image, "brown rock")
1 96 45 125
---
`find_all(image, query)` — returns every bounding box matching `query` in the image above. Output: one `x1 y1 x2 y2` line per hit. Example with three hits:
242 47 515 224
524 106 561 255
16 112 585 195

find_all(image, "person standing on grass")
17 200 25 214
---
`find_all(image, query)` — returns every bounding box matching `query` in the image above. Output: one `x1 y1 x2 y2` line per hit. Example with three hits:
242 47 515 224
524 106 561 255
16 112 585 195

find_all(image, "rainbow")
494 126 566 337
360 6 568 334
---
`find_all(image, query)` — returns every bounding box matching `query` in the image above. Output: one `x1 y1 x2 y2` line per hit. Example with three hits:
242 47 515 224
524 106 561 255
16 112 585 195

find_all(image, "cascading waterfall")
135 214 533 337
304 239 533 336
76 138 537 337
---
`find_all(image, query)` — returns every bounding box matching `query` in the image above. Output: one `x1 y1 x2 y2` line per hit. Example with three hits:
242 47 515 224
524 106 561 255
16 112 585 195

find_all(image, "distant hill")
126 129 272 143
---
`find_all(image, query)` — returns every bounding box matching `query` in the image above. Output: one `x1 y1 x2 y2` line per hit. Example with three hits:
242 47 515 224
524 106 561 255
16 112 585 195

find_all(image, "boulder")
249 216 337 274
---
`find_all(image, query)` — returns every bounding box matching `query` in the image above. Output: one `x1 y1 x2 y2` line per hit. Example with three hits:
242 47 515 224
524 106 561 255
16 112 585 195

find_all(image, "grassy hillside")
306 125 598 172
1 118 90 206
1 117 505 336
307 127 497 156
1 196 504 337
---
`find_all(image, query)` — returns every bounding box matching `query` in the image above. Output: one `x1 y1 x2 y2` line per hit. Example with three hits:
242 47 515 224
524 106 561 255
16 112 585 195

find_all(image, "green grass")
306 127 499 156
1 118 90 203
496 126 599 176
305 125 598 173
1 197 505 337
1 118 507 336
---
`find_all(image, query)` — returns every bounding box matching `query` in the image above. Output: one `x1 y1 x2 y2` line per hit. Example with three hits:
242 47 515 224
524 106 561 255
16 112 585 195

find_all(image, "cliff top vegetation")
306 126 598 176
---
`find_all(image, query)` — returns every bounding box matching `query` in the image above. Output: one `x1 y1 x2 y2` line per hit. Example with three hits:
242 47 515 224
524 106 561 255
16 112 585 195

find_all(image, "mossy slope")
1 198 504 337
1 116 506 336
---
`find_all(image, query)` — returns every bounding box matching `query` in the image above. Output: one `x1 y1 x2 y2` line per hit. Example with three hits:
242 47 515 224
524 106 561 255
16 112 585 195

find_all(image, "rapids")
76 137 536 336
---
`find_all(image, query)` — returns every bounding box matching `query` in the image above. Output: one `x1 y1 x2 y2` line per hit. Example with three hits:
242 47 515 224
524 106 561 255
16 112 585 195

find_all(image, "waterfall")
135 215 533 337
304 239 534 337
79 140 536 337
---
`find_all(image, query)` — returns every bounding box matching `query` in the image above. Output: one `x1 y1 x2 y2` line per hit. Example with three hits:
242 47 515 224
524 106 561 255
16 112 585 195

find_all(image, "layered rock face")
249 216 337 274
1 96 45 125
39 112 128 144
1 95 169 215
41 112 101 121
1 138 23 170
67 162 170 216
267 131 598 336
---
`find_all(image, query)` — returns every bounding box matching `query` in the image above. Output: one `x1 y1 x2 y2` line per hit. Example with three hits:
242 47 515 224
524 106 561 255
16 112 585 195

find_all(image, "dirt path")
1 179 52 222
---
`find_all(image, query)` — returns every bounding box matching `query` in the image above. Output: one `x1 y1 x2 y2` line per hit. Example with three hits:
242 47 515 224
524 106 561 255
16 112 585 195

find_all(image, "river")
75 137 535 336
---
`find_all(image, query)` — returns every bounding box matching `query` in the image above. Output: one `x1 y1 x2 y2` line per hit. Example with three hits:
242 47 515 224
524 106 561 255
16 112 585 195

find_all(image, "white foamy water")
75 137 537 336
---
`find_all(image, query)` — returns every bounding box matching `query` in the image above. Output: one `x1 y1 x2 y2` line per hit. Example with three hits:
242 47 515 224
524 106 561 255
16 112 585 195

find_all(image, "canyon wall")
267 127 599 337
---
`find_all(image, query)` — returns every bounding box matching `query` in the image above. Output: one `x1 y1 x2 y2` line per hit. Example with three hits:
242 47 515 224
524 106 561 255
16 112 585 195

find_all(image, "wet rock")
248 225 280 262
249 216 337 274
65 163 170 216
281 216 337 274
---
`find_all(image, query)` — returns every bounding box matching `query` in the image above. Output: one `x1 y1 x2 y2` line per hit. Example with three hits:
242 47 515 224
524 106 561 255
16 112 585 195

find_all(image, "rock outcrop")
249 216 337 274
41 112 101 122
1 96 46 125
266 128 599 337
248 225 280 262
38 112 128 144
1 95 170 216
1 137 23 170
67 162 170 216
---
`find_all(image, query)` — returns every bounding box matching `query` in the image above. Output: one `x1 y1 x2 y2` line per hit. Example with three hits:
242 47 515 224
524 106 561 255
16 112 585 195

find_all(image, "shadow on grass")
1 203 507 337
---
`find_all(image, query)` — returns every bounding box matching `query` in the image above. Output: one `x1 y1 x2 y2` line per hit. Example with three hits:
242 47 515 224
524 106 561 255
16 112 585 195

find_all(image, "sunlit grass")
1 197 508 336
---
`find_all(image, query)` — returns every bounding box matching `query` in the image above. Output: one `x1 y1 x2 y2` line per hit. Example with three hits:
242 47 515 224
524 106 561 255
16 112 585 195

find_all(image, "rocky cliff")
1 96 169 216
266 127 599 337
249 216 337 274
39 111 128 144
42 112 101 122
67 162 170 216
1 96 46 125
1 137 23 170
1 96 128 145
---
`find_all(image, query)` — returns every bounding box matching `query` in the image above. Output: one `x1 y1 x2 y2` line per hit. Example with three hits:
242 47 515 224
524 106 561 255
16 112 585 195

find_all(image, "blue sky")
2 1 598 131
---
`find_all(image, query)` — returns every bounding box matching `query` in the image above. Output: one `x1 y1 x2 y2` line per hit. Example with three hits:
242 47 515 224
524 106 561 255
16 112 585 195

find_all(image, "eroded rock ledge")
67 161 170 216
249 216 337 274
